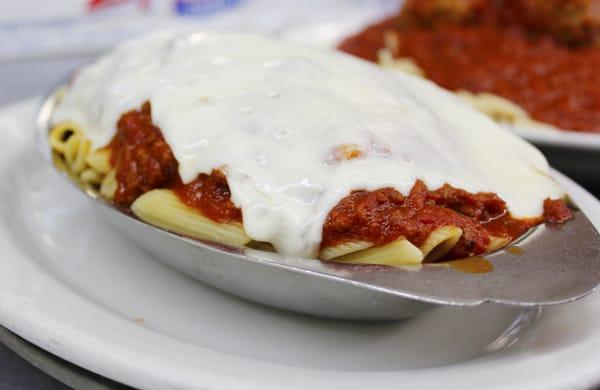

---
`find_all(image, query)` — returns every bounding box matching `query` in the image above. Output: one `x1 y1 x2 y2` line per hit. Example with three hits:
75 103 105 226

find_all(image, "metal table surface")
1 55 600 390
0 327 128 390
0 335 68 390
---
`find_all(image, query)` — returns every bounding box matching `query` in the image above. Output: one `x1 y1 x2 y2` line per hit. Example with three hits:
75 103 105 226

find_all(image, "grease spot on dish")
445 257 493 274
507 246 524 255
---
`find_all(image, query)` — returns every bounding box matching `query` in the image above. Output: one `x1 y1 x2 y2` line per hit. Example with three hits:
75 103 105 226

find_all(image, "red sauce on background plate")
338 1 600 132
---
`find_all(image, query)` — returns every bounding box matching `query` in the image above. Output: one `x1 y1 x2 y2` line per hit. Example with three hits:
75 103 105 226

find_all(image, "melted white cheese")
51 31 565 257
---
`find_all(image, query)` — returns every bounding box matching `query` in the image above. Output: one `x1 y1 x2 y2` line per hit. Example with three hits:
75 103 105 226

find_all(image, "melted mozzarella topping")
51 31 564 256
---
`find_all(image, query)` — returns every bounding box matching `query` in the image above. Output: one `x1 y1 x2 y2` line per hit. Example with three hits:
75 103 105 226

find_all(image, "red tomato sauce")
109 103 242 223
321 181 547 259
110 102 179 207
338 6 600 132
172 171 242 223
108 102 571 260
543 198 574 224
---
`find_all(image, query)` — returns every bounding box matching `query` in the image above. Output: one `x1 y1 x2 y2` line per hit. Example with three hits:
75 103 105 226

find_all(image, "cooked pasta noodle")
420 226 462 262
320 240 374 261
131 189 251 246
85 149 112 175
64 135 91 174
100 169 117 199
49 123 112 188
80 168 103 184
487 236 512 252
328 238 424 266
49 122 81 154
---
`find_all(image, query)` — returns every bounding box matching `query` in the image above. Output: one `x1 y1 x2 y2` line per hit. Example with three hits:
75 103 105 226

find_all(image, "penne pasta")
131 189 251 246
328 238 424 267
487 236 512 252
420 226 462 263
320 240 373 261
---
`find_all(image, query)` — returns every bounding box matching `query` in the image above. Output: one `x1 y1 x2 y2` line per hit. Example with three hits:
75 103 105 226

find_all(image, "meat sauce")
322 182 535 259
109 103 241 223
108 103 571 260
172 172 242 223
110 102 179 206
338 4 600 132
543 198 574 224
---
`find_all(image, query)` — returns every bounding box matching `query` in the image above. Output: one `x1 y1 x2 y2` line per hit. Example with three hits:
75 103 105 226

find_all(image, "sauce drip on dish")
444 257 494 274
338 0 600 132
108 102 572 261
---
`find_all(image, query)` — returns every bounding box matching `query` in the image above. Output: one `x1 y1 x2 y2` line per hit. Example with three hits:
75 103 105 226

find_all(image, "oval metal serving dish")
37 86 600 321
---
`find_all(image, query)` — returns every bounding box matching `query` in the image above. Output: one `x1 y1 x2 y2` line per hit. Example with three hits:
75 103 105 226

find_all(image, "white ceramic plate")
279 21 600 151
1 98 600 389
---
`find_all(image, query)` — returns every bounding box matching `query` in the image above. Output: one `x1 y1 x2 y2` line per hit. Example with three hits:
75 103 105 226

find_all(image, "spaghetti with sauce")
338 0 600 133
